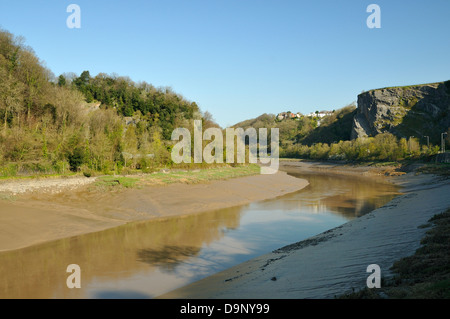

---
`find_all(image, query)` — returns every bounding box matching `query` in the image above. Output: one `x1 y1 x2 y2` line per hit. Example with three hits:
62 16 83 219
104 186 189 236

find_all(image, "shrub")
67 147 86 172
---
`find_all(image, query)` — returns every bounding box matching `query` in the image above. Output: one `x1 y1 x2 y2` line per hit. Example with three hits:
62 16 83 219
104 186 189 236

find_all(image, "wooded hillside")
0 29 203 176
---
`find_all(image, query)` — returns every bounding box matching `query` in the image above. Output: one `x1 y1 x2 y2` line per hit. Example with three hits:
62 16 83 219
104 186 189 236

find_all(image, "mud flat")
159 168 450 299
0 171 308 252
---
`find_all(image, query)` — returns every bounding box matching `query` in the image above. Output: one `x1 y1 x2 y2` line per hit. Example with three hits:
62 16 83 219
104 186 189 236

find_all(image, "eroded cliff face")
351 81 450 143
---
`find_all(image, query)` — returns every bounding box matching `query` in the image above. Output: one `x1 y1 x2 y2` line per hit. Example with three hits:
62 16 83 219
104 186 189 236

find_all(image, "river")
0 169 400 298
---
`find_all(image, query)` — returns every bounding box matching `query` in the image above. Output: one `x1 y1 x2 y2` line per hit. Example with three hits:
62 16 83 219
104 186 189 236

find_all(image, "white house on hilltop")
277 110 333 121
305 111 333 118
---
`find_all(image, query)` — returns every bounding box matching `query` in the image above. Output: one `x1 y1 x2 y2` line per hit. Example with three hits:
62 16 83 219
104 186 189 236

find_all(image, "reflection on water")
137 246 201 270
0 207 243 299
284 171 401 218
0 170 401 299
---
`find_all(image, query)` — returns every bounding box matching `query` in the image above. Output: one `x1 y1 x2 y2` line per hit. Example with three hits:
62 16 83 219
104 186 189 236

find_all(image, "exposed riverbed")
0 167 400 298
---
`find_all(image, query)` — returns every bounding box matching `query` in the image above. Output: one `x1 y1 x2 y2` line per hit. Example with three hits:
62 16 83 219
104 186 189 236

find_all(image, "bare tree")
0 69 24 132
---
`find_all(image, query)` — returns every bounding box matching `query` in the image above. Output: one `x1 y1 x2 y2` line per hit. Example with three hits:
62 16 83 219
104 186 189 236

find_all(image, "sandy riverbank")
159 163 450 299
0 170 308 252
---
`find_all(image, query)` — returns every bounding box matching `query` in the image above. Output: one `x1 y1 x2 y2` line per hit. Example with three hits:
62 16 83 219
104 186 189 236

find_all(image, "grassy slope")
93 164 261 190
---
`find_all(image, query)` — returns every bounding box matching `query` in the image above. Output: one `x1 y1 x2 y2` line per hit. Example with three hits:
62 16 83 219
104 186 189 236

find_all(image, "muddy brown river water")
0 170 400 298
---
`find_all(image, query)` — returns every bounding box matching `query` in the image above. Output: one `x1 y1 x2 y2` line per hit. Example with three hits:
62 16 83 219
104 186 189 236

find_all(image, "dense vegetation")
62 70 200 140
236 104 440 162
281 132 439 162
0 28 445 178
0 29 205 177
233 105 356 146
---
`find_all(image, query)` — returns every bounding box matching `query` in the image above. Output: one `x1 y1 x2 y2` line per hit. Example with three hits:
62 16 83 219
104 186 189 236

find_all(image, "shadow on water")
0 170 401 299
0 206 245 298
137 245 201 271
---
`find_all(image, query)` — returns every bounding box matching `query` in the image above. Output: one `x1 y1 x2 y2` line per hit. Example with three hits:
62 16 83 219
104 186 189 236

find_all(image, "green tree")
67 147 85 171
58 75 66 87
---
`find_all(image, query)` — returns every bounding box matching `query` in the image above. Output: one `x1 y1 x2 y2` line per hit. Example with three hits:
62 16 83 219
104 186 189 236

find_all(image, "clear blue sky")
1 0 449 128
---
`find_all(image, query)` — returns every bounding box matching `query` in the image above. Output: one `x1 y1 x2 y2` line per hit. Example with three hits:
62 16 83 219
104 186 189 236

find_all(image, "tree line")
235 105 441 162
0 29 204 177
58 70 200 140
281 133 439 162
0 28 443 178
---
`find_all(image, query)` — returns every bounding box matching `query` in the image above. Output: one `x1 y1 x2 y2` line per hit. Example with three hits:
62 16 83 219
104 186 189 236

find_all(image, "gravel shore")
0 176 98 195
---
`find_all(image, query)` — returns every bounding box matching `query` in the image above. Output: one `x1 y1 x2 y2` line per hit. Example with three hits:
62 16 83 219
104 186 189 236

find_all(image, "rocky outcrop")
351 81 450 143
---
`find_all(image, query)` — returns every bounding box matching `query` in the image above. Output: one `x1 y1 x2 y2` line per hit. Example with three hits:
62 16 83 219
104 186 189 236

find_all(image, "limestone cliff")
351 81 450 144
